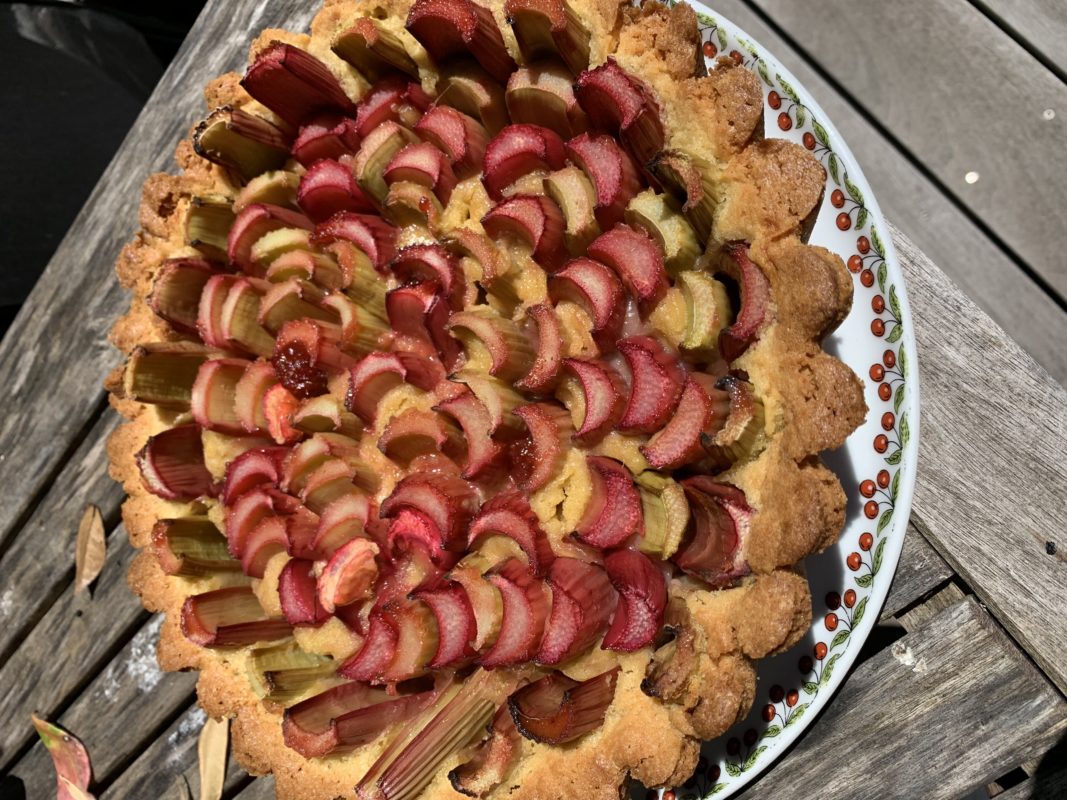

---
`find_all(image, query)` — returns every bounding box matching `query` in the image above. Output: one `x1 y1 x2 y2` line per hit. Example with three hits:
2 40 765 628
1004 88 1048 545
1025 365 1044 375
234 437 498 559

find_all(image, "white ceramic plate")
643 4 921 797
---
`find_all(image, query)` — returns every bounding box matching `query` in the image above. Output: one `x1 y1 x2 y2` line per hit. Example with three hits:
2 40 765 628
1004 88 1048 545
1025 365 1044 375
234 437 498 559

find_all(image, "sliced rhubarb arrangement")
123 2 788 788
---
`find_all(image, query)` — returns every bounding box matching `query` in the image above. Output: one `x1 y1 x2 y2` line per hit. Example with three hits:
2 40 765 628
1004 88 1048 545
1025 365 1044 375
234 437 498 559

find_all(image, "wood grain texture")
744 596 1067 799
0 0 315 557
100 705 249 800
5 614 198 796
751 0 1067 305
711 0 1067 386
893 222 1067 692
974 0 1067 77
0 411 123 669
880 523 954 620
997 763 1067 800
0 530 145 770
233 776 276 800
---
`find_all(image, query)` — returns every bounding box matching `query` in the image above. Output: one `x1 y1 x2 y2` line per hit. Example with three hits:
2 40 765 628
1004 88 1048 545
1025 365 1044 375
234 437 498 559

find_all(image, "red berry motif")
848 255 863 273
881 412 895 431
803 132 816 150
798 655 814 673
877 470 891 488
874 434 889 453
743 728 758 747
872 295 885 313
847 552 863 571
859 532 874 551
663 792 676 800
786 690 799 708
860 269 875 288
869 363 885 381
729 50 743 66
768 90 782 110
871 319 886 337
857 236 871 254
762 703 776 722
726 737 741 756
859 479 876 497
778 112 792 131
843 589 857 608
883 349 897 368
863 501 878 519
836 212 851 231
878 382 892 401
702 41 717 58
769 684 785 703
831 188 845 208
709 765 721 781
825 591 841 610
814 642 828 660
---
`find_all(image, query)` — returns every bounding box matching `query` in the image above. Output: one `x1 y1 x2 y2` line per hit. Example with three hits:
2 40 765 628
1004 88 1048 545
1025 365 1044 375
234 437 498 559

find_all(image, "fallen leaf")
166 776 192 800
31 714 93 800
58 777 96 800
74 505 106 594
198 717 229 800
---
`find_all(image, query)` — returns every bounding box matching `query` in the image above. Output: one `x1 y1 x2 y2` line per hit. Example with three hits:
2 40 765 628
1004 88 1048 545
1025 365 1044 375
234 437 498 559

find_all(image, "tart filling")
107 1 866 798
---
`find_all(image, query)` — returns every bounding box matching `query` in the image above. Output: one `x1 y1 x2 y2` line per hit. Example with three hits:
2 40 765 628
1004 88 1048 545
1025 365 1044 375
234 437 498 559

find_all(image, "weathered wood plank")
0 530 145 769
234 776 276 800
100 705 249 799
997 761 1067 800
0 0 314 555
0 410 123 669
710 0 1067 386
880 523 954 620
974 0 1067 78
745 596 1067 798
892 223 1067 693
897 582 967 632
751 0 1067 304
5 614 198 795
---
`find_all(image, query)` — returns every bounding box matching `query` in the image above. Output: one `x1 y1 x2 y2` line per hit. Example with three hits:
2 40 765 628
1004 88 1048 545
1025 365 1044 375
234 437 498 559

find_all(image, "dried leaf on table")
31 714 95 800
198 716 229 800
74 504 106 594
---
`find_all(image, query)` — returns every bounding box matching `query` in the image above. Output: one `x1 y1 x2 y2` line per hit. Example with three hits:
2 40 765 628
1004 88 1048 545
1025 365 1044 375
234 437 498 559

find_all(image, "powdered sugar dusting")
100 615 165 700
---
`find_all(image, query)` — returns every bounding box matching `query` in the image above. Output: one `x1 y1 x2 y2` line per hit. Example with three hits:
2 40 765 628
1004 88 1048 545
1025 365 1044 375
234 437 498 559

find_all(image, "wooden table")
0 2 1064 798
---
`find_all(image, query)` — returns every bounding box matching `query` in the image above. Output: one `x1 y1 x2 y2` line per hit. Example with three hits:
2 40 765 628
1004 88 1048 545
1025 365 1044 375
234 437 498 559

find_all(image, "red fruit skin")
516 303 563 394
279 558 332 625
479 558 550 667
549 257 625 340
354 77 429 140
383 142 459 206
537 558 617 664
510 402 570 493
640 375 725 470
291 113 361 166
222 447 288 505
228 204 315 274
242 42 357 127
574 59 664 165
616 336 687 434
574 456 642 549
136 423 217 501
311 211 399 270
346 351 407 423
601 549 667 652
380 472 478 552
482 124 567 200
482 194 566 270
297 159 376 222
338 613 400 681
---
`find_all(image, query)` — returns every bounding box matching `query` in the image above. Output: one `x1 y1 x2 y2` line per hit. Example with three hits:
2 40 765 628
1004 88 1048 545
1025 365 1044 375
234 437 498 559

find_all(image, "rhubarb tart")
105 1 867 797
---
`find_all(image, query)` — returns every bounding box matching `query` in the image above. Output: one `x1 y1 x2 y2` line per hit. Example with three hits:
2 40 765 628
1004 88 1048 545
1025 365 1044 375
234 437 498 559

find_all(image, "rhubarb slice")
515 303 563 394
559 358 625 443
616 335 686 434
575 60 664 166
298 159 376 222
242 42 356 126
536 558 616 664
482 124 566 200
702 374 765 469
574 455 642 549
411 583 477 668
284 681 437 758
312 211 399 270
384 142 458 206
601 549 666 652
318 538 381 613
182 586 292 647
381 472 478 552
718 243 772 362
406 0 516 83
548 257 624 338
414 105 490 179
505 63 587 139
291 113 361 166
279 557 332 625
482 194 565 270
152 517 239 577
586 224 667 306
333 18 421 81
136 424 215 501
468 492 554 576
510 402 570 493
504 0 591 76
194 105 290 179
479 559 549 667
150 258 214 334
434 388 504 478
641 375 728 470
674 478 752 588
227 203 314 274
449 705 521 797
565 132 642 229
447 307 534 380
508 667 619 744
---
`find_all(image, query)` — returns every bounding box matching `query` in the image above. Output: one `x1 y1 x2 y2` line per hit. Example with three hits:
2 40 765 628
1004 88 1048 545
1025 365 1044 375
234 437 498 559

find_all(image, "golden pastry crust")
107 1 866 798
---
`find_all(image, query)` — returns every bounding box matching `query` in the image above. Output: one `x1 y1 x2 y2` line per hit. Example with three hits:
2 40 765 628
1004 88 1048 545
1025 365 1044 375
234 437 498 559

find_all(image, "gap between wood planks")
968 0 1067 85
